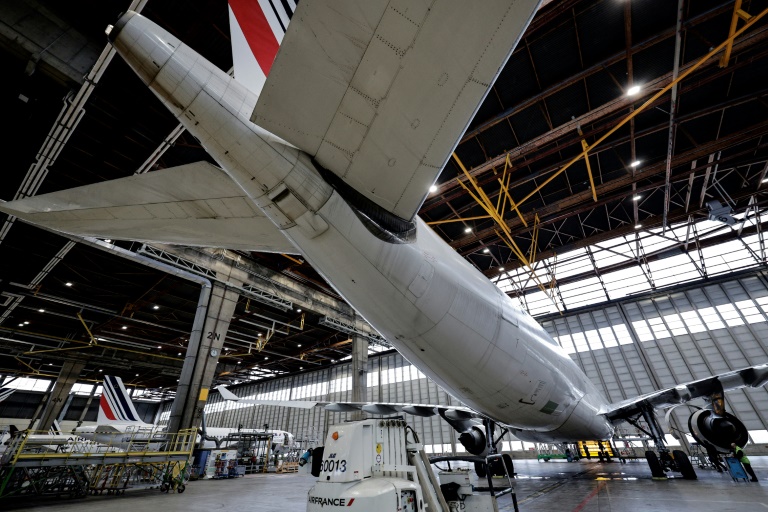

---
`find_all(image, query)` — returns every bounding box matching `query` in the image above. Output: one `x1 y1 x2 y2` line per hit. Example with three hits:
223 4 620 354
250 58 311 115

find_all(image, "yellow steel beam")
720 0 748 68
497 172 527 227
24 344 94 355
281 253 304 265
426 215 492 226
578 128 598 202
77 312 98 345
530 214 540 265
513 7 768 212
454 153 557 308
14 356 40 374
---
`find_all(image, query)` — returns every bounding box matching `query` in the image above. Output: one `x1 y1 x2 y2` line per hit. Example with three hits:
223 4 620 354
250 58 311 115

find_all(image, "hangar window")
716 303 744 327
680 311 707 333
631 320 654 342
735 299 765 323
696 307 726 330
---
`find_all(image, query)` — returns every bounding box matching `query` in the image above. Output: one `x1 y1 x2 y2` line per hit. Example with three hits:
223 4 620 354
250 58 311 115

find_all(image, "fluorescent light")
297 344 302 347
626 85 641 96
464 227 472 233
630 160 641 167
65 282 73 287
18 323 23 327
264 357 269 360
99 369 103 372
632 195 642 201
429 185 438 193
38 309 45 313
121 326 128 330
153 305 159 310
483 248 490 253
635 224 642 229
177 352 182 356
23 321 29 325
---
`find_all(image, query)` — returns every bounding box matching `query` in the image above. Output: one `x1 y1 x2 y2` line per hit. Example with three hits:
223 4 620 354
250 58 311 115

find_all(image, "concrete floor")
4 457 766 512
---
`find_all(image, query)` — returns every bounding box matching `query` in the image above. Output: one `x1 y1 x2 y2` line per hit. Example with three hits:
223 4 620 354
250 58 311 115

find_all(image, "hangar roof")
0 0 766 391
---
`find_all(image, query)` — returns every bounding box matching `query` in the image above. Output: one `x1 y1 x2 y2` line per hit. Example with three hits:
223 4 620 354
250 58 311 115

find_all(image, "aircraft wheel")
160 483 170 493
672 450 697 480
474 461 487 478
645 451 666 478
177 484 186 493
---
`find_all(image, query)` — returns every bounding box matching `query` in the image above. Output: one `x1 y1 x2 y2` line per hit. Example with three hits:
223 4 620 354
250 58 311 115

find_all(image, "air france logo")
308 496 355 507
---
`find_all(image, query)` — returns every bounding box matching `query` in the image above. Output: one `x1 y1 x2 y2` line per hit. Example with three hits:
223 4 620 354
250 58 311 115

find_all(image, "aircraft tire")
177 484 186 493
645 451 665 478
672 450 697 480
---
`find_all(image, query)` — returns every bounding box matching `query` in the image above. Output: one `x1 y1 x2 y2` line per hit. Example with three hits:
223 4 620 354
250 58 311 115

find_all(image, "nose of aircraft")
106 10 180 86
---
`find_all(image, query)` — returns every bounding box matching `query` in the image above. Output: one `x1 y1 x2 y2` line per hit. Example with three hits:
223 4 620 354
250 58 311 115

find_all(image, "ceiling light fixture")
99 369 103 372
23 321 29 325
65 282 73 287
630 160 641 168
626 85 641 96
297 308 302 313
153 305 159 310
762 177 768 183
483 248 490 253
104 239 112 243
632 195 642 201
18 323 24 327
264 356 269 360
38 309 45 313
121 326 127 330
429 185 438 193
297 344 302 347
635 224 642 229
499 267 505 271
464 227 472 233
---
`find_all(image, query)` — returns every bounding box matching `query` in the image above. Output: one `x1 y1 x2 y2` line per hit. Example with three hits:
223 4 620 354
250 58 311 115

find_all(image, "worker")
705 443 726 473
299 448 313 467
731 443 758 482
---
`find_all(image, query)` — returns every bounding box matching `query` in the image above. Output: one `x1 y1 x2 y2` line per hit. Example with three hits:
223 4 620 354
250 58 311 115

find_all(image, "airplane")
1 0 766 481
73 375 294 453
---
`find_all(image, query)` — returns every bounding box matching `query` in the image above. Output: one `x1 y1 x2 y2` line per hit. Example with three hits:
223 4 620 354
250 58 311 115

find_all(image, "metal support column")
35 360 86 431
350 335 368 420
168 279 241 433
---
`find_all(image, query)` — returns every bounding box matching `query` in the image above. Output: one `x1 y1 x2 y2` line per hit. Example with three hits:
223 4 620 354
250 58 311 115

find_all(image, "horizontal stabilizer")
600 363 768 420
254 0 541 221
0 162 299 254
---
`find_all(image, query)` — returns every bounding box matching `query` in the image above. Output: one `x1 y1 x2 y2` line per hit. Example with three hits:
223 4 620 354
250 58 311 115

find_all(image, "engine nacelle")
688 409 748 452
458 426 488 456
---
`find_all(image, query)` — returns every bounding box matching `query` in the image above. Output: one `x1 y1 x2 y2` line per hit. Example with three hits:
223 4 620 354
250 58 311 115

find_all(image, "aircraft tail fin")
98 375 144 425
227 0 294 95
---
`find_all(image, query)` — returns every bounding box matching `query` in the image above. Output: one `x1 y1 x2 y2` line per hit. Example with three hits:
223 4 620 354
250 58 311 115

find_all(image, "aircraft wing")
217 385 481 418
253 0 541 221
599 363 768 421
0 162 299 254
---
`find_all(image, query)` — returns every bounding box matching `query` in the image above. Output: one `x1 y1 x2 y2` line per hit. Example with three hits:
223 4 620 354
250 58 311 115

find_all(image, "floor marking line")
571 481 607 512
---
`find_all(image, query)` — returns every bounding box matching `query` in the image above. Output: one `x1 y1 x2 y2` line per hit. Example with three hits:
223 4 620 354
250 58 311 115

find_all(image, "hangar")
0 0 766 510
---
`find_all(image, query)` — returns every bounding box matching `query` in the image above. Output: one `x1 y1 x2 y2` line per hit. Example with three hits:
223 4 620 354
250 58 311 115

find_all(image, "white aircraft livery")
1 1 766 479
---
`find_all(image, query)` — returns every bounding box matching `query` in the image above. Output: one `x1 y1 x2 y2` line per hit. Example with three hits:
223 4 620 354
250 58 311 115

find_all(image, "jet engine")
688 409 748 452
458 426 488 456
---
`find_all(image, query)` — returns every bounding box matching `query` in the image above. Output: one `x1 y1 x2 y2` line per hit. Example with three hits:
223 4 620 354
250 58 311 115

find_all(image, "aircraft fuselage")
109 12 613 442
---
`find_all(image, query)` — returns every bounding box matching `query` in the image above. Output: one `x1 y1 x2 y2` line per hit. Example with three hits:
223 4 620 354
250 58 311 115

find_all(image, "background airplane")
1 1 766 481
73 375 294 453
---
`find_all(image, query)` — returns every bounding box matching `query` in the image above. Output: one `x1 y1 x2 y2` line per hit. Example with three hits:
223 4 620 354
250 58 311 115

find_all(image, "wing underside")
0 162 299 254
253 0 542 221
600 363 768 421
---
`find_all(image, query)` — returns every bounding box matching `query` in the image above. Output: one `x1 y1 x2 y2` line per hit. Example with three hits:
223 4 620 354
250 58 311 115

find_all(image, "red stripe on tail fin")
229 0 280 76
100 394 116 421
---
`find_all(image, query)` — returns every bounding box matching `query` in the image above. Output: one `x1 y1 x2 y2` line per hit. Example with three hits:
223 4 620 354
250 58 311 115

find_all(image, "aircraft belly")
283 193 586 431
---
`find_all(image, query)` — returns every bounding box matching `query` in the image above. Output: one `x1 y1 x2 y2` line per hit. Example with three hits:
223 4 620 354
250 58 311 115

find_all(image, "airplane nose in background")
107 10 181 86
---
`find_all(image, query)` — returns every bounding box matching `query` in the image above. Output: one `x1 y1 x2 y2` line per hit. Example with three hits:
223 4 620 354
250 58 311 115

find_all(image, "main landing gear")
627 403 697 480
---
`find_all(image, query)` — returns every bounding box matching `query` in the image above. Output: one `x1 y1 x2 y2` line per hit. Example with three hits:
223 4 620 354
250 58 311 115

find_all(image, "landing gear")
628 403 697 480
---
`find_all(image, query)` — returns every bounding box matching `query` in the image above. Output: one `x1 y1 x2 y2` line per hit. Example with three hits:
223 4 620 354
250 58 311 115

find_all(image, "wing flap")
254 0 541 220
601 363 768 420
0 162 299 254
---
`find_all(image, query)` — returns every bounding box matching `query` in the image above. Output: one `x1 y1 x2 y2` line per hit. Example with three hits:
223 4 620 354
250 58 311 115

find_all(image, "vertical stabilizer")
228 0 294 95
98 375 144 425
